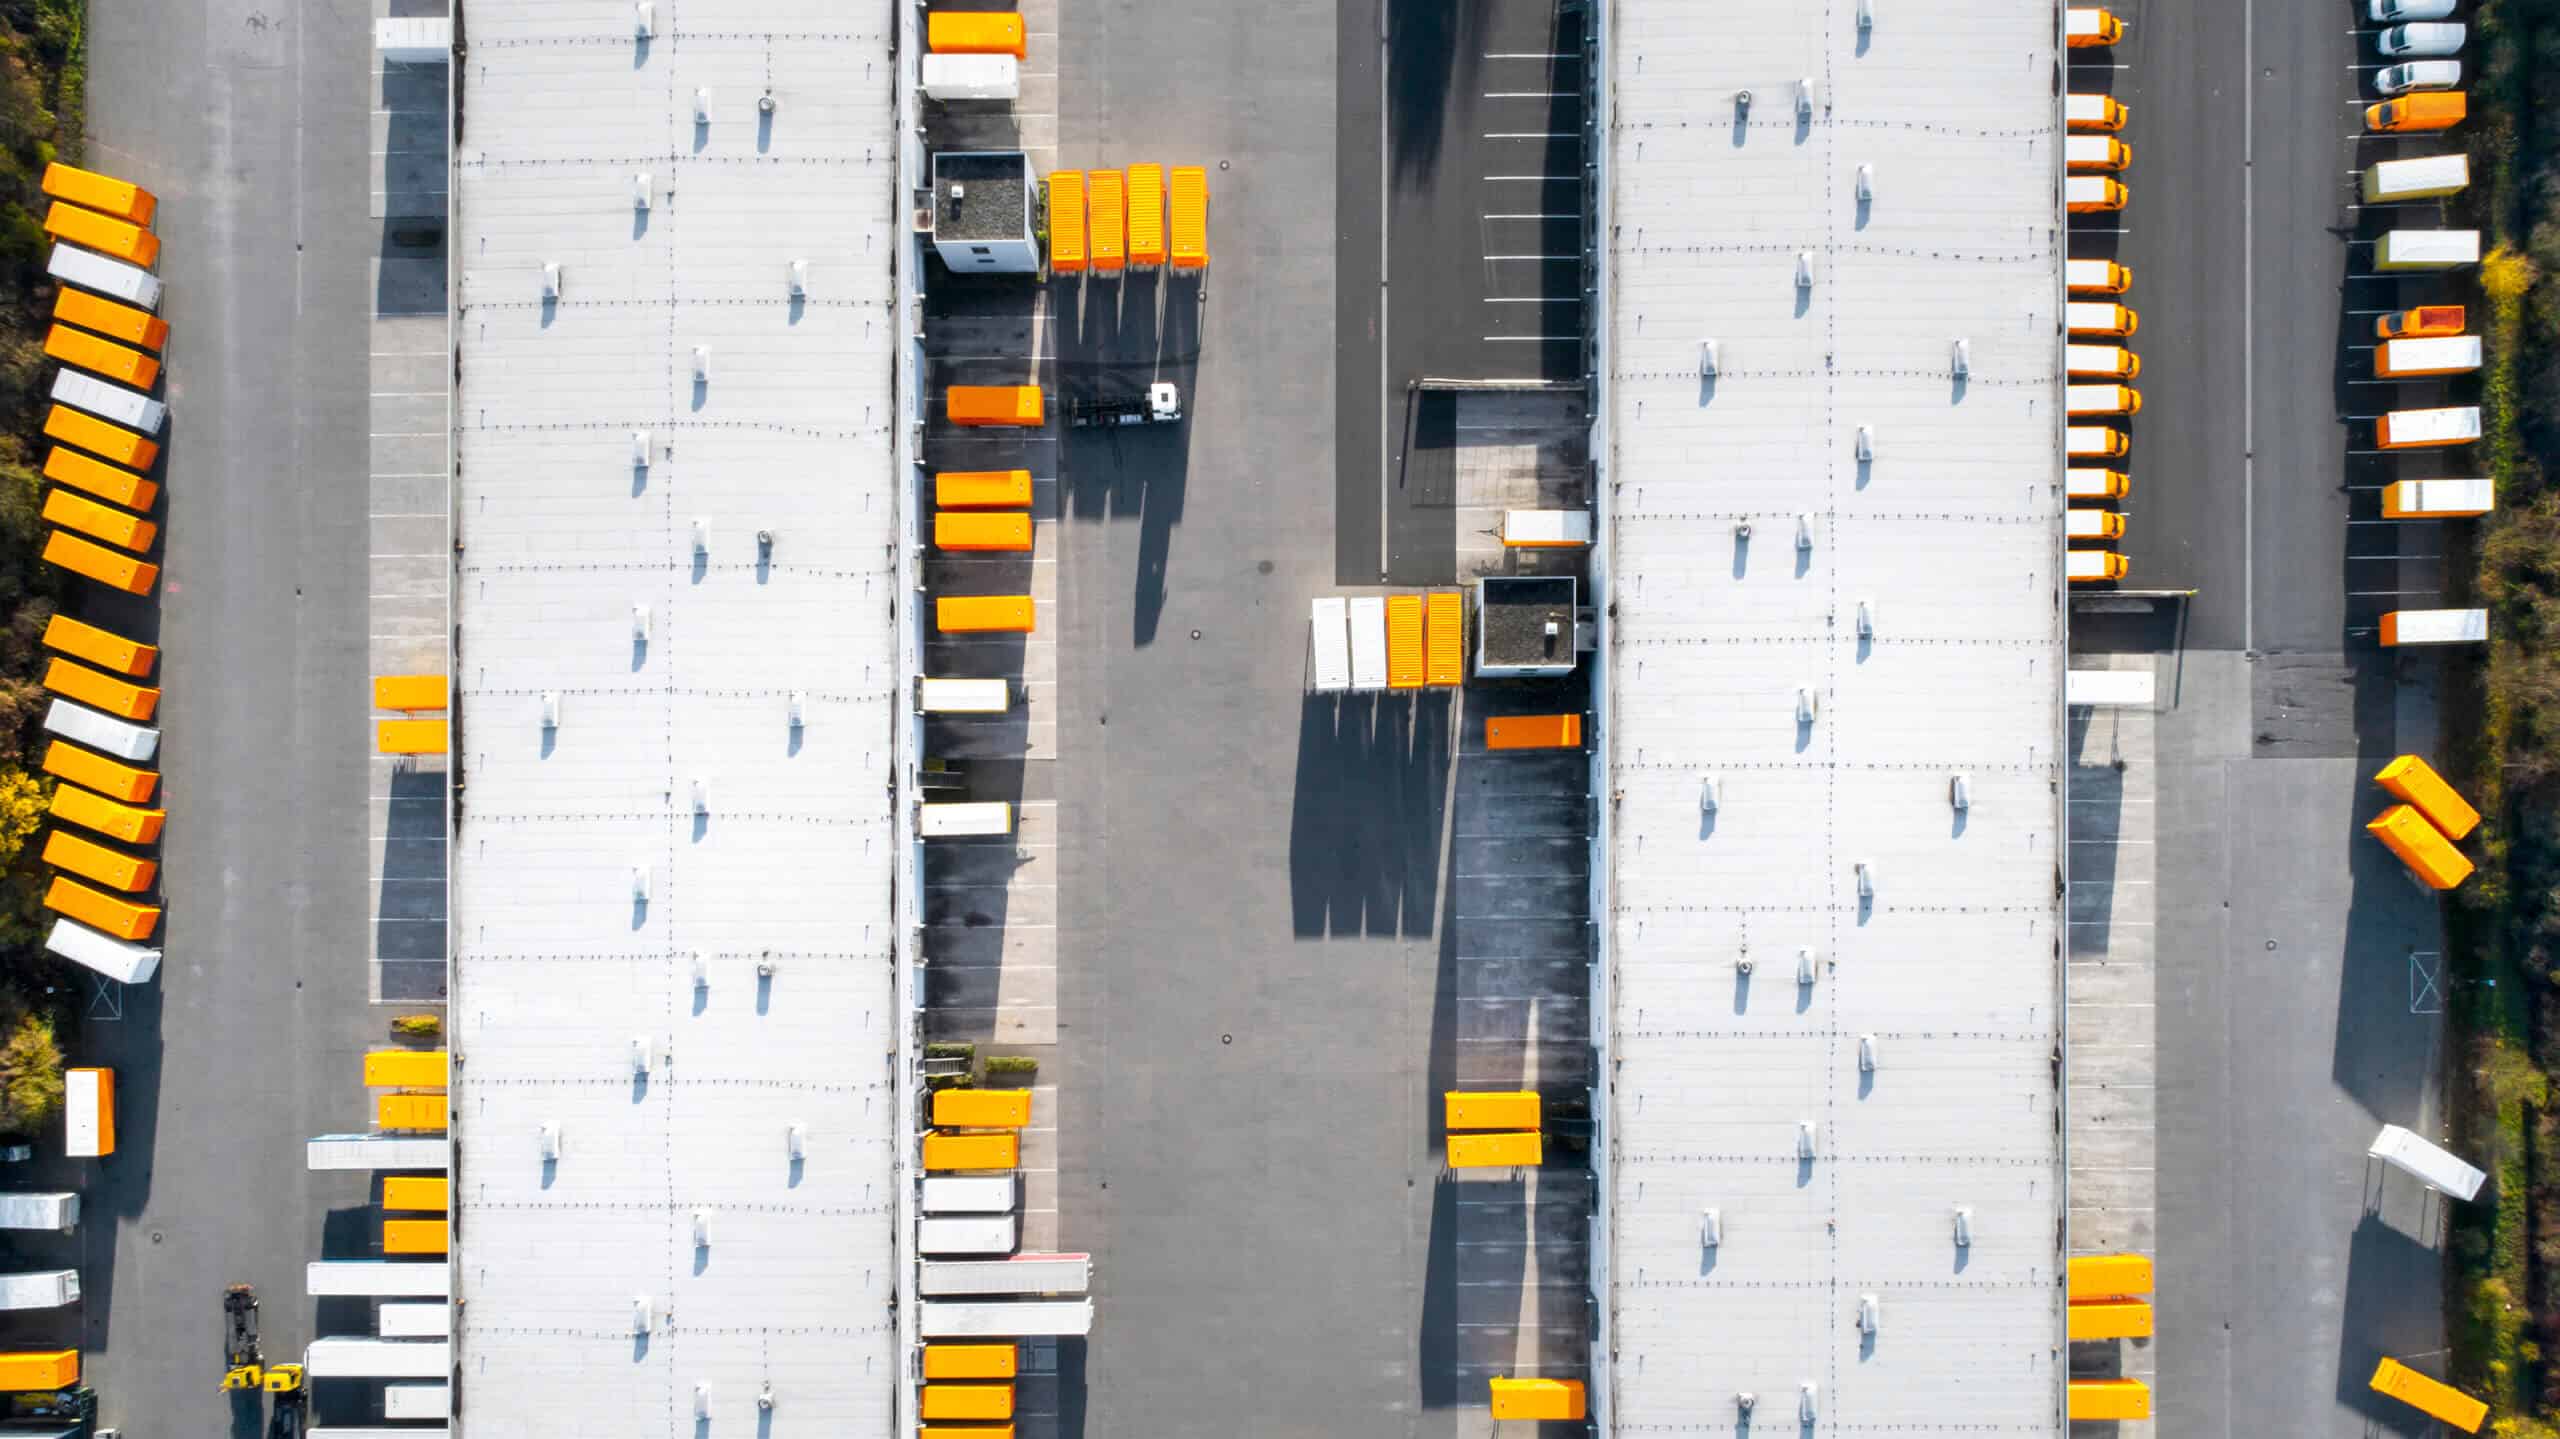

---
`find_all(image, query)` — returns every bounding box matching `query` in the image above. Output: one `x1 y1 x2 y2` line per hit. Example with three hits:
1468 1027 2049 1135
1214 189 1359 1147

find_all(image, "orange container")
1088 168 1126 274
42 447 157 511
923 1131 1019 1171
1125 164 1165 268
376 1091 448 1131
948 385 1044 428
1425 591 1463 686
933 1089 1033 1129
923 1343 1019 1380
377 718 449 755
2066 1379 2150 1421
42 531 157 596
2367 803 2474 891
41 163 155 226
927 11 1026 58
1169 166 1209 270
1486 714 1584 751
2375 754 2481 841
382 1218 448 1255
53 288 168 351
919 1384 1015 1421
2067 1253 2153 1300
383 1176 451 1212
1386 595 1424 690
44 406 157 470
43 742 155 804
48 783 163 845
42 489 157 555
42 202 159 267
44 657 157 721
936 470 1034 509
0 1351 78 1390
43 323 158 388
42 830 155 893
1047 171 1087 274
43 614 156 678
936 595 1035 633
43 874 158 940
937 512 1033 553
372 674 448 712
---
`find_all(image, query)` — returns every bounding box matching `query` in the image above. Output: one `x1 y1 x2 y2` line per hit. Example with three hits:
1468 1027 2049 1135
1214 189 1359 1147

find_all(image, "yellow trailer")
1448 1131 1541 1168
43 874 157 941
48 783 163 845
936 595 1036 634
364 1050 451 1088
42 489 157 556
1488 1378 1586 1421
947 385 1044 428
2375 754 2481 840
2066 1252 2153 1300
382 1176 450 1212
923 1131 1019 1171
377 1091 449 1132
2065 1299 2154 1340
1169 166 1209 270
41 163 156 225
926 11 1025 58
2367 803 2473 890
53 288 168 351
43 614 155 678
935 512 1034 552
1445 1091 1540 1131
44 406 157 471
1047 171 1086 273
932 1089 1033 1129
919 1384 1014 1421
936 469 1034 509
382 1219 448 1255
1088 168 1126 274
1125 164 1165 269
43 202 159 267
43 447 156 513
42 831 155 894
923 1343 1019 1380
2369 1357 2486 1433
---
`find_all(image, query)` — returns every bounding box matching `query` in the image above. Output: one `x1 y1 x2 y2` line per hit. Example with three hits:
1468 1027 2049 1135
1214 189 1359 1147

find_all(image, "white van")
2375 59 2461 94
2378 23 2465 57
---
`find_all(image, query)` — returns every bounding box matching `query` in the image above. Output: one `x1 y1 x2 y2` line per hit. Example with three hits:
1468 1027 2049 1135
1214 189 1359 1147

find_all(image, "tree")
0 1008 62 1133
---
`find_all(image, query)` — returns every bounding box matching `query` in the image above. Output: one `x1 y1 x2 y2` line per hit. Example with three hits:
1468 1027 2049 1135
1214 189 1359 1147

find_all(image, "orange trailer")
1088 168 1126 275
44 657 158 721
1169 166 1209 270
42 203 159 267
936 470 1034 509
42 830 155 894
42 447 157 511
41 163 156 225
47 783 164 845
1486 714 1584 751
1047 171 1087 274
44 406 158 470
53 288 168 351
42 489 157 555
42 741 155 804
43 874 158 941
42 531 157 596
43 614 155 678
947 385 1044 428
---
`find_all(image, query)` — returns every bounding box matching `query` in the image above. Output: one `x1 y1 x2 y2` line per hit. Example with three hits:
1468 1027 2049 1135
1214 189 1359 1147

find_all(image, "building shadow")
1287 692 1453 937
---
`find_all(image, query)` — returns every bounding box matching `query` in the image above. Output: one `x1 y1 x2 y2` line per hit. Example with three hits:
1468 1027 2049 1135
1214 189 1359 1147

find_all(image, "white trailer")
307 1134 447 1171
2380 607 2489 647
2369 1123 2486 1200
44 918 159 984
309 1431 449 1439
1308 596 1350 694
919 801 1011 838
2379 405 2482 448
0 1270 79 1309
63 1068 111 1159
1501 510 1593 547
383 1382 452 1420
920 1214 1020 1255
0 1193 77 1232
1348 596 1387 692
2376 335 2483 377
922 54 1020 101
920 1299 1096 1338
2375 228 2480 270
919 678 1008 714
52 370 166 436
919 1253 1090 1297
2382 478 2494 518
43 698 158 762
48 243 161 309
2361 153 2469 203
922 1175 1019 1214
2066 669 2156 708
303 1338 450 1379
307 1261 450 1297
378 1301 451 1338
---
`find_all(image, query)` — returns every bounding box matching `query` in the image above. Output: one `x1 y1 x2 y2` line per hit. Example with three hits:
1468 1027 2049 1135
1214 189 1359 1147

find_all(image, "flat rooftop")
931 151 1030 243
449 1 902 1432
1601 2 2067 1430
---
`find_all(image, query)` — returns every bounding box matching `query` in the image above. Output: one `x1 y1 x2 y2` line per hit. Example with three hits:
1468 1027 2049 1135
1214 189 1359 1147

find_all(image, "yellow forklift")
221 1285 307 1437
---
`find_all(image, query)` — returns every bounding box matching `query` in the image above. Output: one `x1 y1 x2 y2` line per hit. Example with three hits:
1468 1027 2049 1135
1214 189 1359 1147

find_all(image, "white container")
2064 175 2125 211
62 1068 109 1158
43 698 158 762
0 1271 78 1308
0 1193 76 1231
919 1299 1095 1338
52 369 165 435
919 801 1011 838
2066 669 2156 708
2064 301 2134 335
2382 478 2493 518
383 1382 452 1419
48 243 161 309
2376 336 2482 377
307 1134 446 1171
2065 343 2137 378
374 16 451 62
44 917 159 984
919 1253 1091 1297
307 1261 451 1297
306 1431 449 1439
2063 135 2126 171
919 1214 1020 1255
1309 596 1350 694
2380 607 2489 646
2368 1123 2487 1200
1348 596 1387 692
2362 153 2469 203
2375 229 2479 270
2064 93 2123 131
922 1175 1019 1214
922 54 1020 101
2065 509 2123 540
378 1301 452 1338
919 678 1008 714
303 1339 451 1379
2064 259 2127 294
2380 406 2482 447
1501 510 1593 547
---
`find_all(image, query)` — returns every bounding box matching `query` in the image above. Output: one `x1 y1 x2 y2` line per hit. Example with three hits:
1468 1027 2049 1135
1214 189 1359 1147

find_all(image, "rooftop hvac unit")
787 690 806 730
788 259 808 297
1857 1295 1880 1334
1795 687 1818 724
1797 947 1818 985
1795 251 1815 289
694 87 712 123
1796 1120 1817 1159
1700 1208 1722 1247
1737 1393 1756 1416
631 1035 653 1074
633 170 653 210
1698 337 1719 377
1856 162 1874 202
1952 1207 1974 1247
632 863 652 902
633 602 653 644
631 429 651 467
691 950 708 989
691 346 711 383
693 1382 710 1419
538 1121 562 1160
1796 77 1815 117
690 776 709 814
633 1296 653 1334
692 1209 710 1248
691 516 710 554
757 89 776 115
1951 337 1970 376
1795 512 1814 551
786 1122 807 1160
1949 773 1971 810
1856 0 1873 28
1800 1382 1819 1423
1855 598 1875 637
1699 775 1720 814
542 262 562 299
1855 860 1875 898
635 1 655 38
540 691 561 730
1734 954 1754 976
1858 1034 1878 1072
1855 424 1874 461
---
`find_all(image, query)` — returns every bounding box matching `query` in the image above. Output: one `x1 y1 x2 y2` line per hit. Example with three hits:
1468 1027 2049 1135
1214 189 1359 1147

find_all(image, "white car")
2375 59 2463 93
2378 22 2466 56
2370 0 2456 19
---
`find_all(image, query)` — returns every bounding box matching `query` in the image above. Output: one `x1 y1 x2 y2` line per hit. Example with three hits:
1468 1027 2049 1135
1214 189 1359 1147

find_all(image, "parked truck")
919 1299 1096 1338
2376 335 2481 378
0 1194 77 1233
2378 304 2463 339
2361 153 2469 203
0 1272 79 1310
2375 228 2479 270
918 1253 1091 1297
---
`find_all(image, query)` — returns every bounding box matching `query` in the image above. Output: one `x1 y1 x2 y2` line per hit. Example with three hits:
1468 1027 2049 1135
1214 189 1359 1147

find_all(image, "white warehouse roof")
1601 1 2067 1431
451 1 902 1433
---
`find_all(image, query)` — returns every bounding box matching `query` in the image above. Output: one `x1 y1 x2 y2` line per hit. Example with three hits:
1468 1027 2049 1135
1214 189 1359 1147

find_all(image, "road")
49 0 386 1429
2071 2 2457 1433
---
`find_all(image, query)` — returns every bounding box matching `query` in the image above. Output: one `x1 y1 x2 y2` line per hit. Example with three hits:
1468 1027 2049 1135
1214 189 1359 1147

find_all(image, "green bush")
391 1014 443 1038
984 1055 1038 1082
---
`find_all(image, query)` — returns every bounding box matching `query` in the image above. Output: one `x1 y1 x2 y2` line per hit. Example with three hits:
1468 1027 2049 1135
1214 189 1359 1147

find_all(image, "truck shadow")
1287 692 1452 938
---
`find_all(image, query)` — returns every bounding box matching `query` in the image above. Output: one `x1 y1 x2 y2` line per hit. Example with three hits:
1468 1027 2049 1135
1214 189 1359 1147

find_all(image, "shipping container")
920 1384 1014 1421
2379 607 2488 646
364 1050 450 1088
0 1195 76 1232
1425 590 1463 687
306 1261 450 1297
303 1339 450 1380
2065 93 2127 131
922 1175 1018 1214
926 11 1025 57
0 1272 77 1310
53 288 167 352
377 1091 449 1132
1125 164 1166 270
2067 468 2131 500
919 1214 1021 1255
921 1429 1014 1439
924 1343 1019 1380
379 1301 451 1337
919 678 1008 714
947 385 1043 428
43 405 157 470
42 202 158 267
44 614 154 678
45 875 156 941
44 657 156 722
47 783 163 845
2066 383 2141 416
2378 405 2481 448
41 446 154 512
383 1219 447 1255
2379 303 2464 339
43 830 156 893
2376 335 2481 377
1448 1130 1542 1167
1087 168 1125 274
372 674 447 712
1169 165 1209 270
375 718 448 755
43 323 157 388
935 512 1033 552
0 1351 78 1390
2366 803 2474 889
42 531 155 597
2064 175 2127 212
923 1131 1019 1171
1485 714 1582 751
1309 596 1351 694
1045 171 1086 273
2066 1299 2154 1340
2065 301 2138 337
381 1177 451 1212
919 1254 1090 1297
2065 258 2131 294
1386 594 1424 690
1488 1378 1586 1422
1348 594 1387 692
44 917 158 984
2381 477 2491 518
2370 1358 2487 1433
41 163 154 225
1445 1091 1541 1131
306 1135 445 1171
43 488 156 556
2065 343 2140 379
63 1068 112 1158
936 595 1035 633
2361 153 2469 202
919 1299 1094 1338
2376 753 2481 839
1501 510 1593 547
933 1089 1033 1129
383 1383 450 1421
52 370 165 435
2066 7 2124 45
2066 1379 2151 1421
936 469 1034 509
47 243 160 309
2068 550 2129 583
42 698 157 761
2367 1123 2487 1200
2064 135 2130 172
919 801 1012 838
2375 228 2479 270
920 53 1018 101
43 740 155 802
